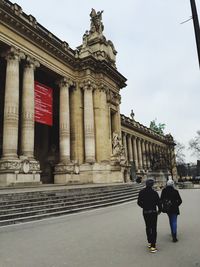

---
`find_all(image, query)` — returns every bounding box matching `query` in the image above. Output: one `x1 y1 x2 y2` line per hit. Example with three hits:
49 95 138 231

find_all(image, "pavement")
0 189 199 267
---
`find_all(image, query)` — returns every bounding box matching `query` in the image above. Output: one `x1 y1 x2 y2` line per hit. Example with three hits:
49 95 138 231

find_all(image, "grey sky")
12 0 200 163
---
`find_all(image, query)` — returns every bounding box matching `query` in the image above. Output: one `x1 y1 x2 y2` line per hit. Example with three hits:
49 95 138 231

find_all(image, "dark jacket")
137 187 162 214
161 186 182 215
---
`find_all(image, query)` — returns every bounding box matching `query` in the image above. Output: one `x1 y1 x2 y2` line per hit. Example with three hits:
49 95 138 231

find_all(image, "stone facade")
0 1 176 186
121 114 177 185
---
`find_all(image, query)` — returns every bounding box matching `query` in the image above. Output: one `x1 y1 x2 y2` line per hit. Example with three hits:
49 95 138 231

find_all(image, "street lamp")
190 0 200 68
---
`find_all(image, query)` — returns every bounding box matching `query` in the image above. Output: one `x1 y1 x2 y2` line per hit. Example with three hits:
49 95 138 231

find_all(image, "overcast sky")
12 0 200 163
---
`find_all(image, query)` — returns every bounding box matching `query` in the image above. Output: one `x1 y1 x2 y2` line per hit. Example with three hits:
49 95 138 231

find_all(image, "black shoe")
172 234 178 242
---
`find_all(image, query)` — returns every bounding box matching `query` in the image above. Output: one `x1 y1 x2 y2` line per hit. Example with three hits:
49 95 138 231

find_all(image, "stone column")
58 78 71 163
70 83 84 164
21 56 39 159
145 141 151 169
141 140 147 170
149 142 153 169
83 81 95 163
94 84 110 163
132 136 138 171
152 143 156 156
2 47 24 159
127 134 133 162
137 138 143 170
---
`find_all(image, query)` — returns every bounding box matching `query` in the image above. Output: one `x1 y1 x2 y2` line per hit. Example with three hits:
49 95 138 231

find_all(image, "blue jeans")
168 214 177 235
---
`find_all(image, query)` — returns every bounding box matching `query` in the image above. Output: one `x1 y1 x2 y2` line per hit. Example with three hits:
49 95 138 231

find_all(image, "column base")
0 158 41 186
54 162 80 184
54 162 125 184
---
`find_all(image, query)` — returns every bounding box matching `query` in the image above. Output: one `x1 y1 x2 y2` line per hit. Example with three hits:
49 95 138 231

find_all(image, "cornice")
0 0 126 88
76 56 127 89
0 0 127 88
0 0 76 68
120 114 175 146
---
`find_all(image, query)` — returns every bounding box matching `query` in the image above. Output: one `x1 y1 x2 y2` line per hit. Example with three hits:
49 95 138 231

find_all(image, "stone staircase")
0 183 144 227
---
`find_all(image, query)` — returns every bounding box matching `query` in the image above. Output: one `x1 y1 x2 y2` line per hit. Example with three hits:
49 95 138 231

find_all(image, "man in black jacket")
137 178 162 253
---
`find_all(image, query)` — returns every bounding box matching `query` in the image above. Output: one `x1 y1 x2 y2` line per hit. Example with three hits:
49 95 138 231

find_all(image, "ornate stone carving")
54 162 79 174
4 46 25 61
57 77 74 89
90 9 104 35
25 56 40 69
96 82 108 93
0 1 76 69
111 132 126 164
107 90 121 105
80 79 96 91
29 161 40 171
78 9 117 67
12 3 22 16
0 159 40 173
22 159 30 174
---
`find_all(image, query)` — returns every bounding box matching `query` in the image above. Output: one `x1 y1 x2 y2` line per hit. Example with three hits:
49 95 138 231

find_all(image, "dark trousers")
143 213 158 247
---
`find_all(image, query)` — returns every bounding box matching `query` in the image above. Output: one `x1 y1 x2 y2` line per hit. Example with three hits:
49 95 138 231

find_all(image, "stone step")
0 183 143 200
0 189 139 213
0 192 138 220
0 186 140 205
0 183 143 227
0 195 138 227
0 190 139 215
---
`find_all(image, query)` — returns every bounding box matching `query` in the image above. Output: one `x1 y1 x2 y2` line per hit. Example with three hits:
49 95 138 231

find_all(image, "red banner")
34 81 53 126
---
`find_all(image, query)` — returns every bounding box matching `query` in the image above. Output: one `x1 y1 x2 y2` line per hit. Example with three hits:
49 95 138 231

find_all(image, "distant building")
0 0 176 186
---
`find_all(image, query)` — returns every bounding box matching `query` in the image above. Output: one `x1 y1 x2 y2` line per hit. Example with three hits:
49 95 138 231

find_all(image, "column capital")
3 47 25 61
122 132 127 137
80 79 96 91
96 82 108 93
24 56 40 69
57 77 74 89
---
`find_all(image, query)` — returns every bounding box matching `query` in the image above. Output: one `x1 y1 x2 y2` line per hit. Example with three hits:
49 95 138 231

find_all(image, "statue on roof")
90 8 104 34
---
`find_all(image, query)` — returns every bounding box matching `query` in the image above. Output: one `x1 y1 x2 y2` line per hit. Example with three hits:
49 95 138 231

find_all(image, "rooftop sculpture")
78 8 117 67
90 8 104 35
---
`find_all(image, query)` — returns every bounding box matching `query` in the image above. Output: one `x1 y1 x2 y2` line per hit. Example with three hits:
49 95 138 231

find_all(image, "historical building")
0 0 176 186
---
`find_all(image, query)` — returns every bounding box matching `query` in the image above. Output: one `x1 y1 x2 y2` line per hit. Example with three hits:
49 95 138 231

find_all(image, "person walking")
161 179 182 242
137 178 162 253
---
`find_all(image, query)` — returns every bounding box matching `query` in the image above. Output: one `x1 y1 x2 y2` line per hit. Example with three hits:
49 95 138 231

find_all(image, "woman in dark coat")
161 180 182 242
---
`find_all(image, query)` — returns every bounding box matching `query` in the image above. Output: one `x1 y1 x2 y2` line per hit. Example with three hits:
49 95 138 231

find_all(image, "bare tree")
189 131 200 158
175 141 185 164
145 148 176 178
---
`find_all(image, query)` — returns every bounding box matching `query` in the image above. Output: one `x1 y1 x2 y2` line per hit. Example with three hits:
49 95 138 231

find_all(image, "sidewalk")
0 189 199 267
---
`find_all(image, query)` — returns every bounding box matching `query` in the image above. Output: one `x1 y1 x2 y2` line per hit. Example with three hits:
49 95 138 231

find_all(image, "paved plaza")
0 189 199 267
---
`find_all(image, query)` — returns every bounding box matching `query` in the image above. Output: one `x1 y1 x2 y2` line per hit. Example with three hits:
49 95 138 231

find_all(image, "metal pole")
190 0 200 68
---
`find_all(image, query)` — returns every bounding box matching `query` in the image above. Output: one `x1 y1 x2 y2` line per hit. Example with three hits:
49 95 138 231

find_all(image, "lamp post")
190 0 200 68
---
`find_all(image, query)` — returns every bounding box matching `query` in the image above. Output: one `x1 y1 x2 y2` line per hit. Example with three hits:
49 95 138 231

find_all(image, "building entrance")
34 69 59 184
